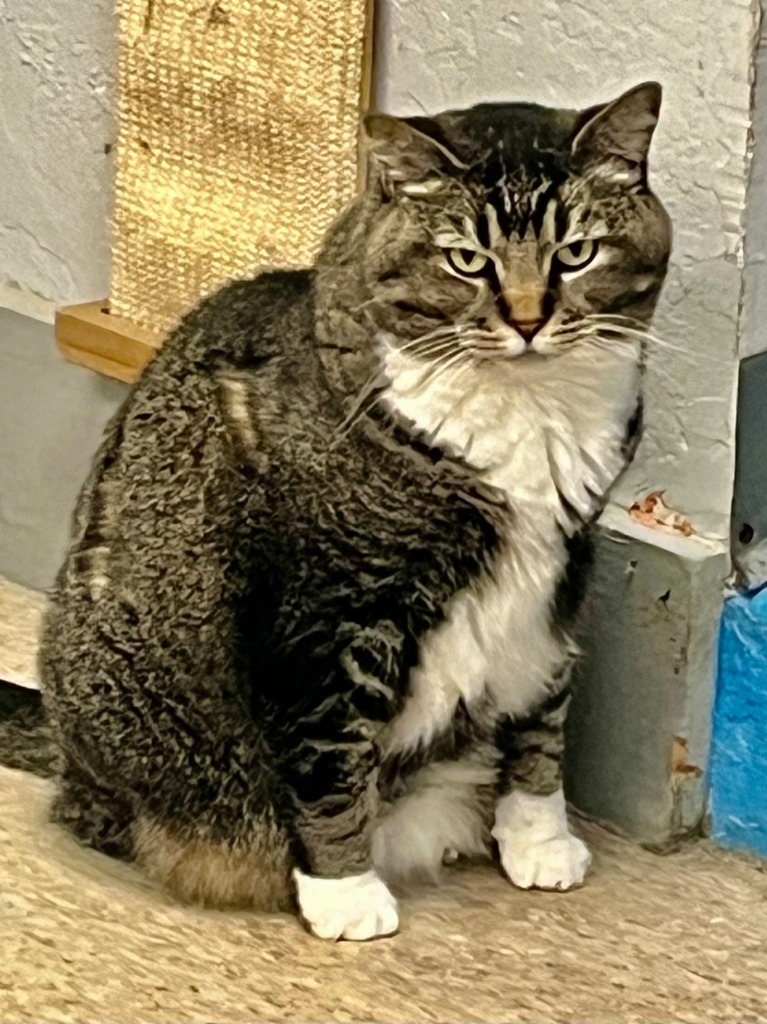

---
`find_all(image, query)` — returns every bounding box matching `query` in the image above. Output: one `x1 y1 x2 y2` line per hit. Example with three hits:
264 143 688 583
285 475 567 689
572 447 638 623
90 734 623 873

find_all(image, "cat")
37 81 670 941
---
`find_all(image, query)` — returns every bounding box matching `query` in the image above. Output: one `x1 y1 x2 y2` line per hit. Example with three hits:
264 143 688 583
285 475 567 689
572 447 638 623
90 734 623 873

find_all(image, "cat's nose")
499 283 549 341
512 318 546 342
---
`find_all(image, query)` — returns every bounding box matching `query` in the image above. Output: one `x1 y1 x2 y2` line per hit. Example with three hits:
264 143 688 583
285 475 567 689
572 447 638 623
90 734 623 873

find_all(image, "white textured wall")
0 0 115 321
740 4 767 361
0 0 756 535
375 0 758 537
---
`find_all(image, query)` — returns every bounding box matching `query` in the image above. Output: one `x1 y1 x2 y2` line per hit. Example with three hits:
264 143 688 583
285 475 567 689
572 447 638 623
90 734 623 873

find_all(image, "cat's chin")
469 350 556 373
488 348 551 363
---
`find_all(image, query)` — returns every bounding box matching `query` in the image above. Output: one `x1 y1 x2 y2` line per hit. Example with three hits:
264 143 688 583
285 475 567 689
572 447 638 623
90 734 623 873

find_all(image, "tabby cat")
40 82 670 940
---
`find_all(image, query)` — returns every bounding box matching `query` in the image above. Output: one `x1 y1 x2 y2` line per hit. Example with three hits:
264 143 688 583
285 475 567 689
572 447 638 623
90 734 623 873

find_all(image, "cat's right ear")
363 114 466 196
571 82 662 183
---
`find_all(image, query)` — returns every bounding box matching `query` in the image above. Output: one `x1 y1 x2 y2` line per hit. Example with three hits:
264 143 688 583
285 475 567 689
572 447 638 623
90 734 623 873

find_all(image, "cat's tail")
0 685 58 777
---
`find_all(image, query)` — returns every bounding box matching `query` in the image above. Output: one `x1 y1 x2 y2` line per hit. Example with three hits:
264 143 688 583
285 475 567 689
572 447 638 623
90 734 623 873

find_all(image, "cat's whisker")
333 332 476 441
413 353 463 392
547 329 583 342
332 371 387 443
332 347 477 446
395 323 472 355
585 324 708 360
568 320 649 347
615 331 684 353
400 337 462 363
550 325 589 339
587 312 653 328
464 343 512 358
552 316 649 340
415 347 475 392
398 328 456 350
587 322 662 344
389 333 469 367
332 387 387 444
581 335 648 363
422 362 476 445
542 338 579 350
577 314 722 362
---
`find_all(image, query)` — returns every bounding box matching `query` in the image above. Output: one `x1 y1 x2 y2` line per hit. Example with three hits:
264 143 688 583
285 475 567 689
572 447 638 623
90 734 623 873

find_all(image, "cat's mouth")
376 324 571 368
457 325 566 361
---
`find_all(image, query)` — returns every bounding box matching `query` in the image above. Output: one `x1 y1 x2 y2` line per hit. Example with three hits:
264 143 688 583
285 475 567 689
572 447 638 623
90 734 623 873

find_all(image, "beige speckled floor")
0 577 45 689
2 766 767 1024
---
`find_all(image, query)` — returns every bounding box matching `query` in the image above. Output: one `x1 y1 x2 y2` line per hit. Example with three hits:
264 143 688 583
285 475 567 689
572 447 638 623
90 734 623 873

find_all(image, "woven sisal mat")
111 0 371 333
3 770 767 1023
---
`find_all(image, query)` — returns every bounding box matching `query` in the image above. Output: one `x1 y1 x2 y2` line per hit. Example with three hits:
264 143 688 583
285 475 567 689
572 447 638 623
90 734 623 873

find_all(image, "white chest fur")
380 340 641 751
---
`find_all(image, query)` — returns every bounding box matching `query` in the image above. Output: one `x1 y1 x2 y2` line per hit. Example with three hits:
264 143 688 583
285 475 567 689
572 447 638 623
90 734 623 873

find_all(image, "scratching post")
57 0 373 379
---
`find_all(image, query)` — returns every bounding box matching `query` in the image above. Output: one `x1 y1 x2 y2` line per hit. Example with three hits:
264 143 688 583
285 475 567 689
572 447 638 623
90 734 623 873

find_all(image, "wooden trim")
55 301 162 384
356 0 376 191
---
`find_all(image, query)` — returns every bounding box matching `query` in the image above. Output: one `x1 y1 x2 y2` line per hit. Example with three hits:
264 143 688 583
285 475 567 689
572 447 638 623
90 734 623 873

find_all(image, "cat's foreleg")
288 621 403 940
491 687 591 891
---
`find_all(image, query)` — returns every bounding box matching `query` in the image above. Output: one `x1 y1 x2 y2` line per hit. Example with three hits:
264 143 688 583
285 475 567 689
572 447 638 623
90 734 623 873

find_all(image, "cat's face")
358 83 671 363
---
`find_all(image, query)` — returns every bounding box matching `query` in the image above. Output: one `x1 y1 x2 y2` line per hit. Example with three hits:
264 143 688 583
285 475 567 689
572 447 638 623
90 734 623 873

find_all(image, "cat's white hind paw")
492 788 591 892
293 868 399 941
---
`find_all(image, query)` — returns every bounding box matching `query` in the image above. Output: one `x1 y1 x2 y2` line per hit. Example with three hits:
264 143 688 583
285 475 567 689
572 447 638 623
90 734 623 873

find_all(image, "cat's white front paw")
293 868 399 941
499 832 591 890
492 788 591 892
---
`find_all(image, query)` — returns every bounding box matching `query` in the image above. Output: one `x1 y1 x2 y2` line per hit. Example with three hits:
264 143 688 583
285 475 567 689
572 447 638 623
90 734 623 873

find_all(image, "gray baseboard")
0 308 128 591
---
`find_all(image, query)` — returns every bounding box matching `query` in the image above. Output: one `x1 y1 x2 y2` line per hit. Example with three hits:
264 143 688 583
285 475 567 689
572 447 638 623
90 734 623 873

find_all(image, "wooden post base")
55 301 162 384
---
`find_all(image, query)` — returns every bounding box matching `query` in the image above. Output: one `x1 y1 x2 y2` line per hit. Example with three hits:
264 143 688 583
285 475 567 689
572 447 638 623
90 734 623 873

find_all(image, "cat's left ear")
364 114 466 196
571 82 662 182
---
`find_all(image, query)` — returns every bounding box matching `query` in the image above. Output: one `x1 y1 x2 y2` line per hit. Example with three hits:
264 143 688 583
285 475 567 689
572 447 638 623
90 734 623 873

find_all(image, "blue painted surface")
710 587 767 857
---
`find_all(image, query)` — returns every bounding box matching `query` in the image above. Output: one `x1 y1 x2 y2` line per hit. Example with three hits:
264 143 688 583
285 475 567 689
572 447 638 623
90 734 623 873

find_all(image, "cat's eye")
445 248 490 278
555 239 598 272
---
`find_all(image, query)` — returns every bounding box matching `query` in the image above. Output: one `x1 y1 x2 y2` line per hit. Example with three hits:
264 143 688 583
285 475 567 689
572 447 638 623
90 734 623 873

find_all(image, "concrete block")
566 507 727 845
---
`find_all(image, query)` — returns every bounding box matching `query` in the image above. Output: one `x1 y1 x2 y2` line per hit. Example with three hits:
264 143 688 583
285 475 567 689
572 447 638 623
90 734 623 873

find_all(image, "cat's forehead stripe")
485 175 560 241
468 135 576 241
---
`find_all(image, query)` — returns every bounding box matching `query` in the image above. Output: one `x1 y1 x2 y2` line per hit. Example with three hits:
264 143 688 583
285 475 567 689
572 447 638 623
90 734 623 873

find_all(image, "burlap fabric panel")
111 0 369 332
